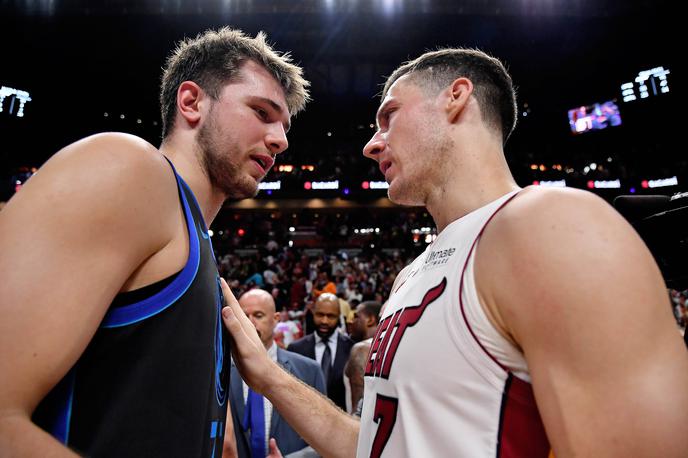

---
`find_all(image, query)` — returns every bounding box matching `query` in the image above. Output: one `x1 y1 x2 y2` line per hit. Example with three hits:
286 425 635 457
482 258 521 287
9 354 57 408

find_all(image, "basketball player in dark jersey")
0 28 309 456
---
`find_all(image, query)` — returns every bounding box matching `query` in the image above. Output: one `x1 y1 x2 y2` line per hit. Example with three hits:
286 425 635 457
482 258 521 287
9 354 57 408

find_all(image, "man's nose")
363 130 385 159
266 123 289 155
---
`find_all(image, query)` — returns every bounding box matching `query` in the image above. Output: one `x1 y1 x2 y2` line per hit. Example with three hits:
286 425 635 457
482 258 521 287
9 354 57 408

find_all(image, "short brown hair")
160 27 310 138
383 48 517 145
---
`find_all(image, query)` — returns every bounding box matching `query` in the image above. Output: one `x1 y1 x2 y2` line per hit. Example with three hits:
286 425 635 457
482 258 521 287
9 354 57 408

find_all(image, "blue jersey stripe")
101 172 201 328
179 178 217 262
52 369 76 445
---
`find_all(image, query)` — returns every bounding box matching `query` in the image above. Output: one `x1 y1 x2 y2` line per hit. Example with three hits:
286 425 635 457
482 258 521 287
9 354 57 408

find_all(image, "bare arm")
344 342 371 414
0 133 179 455
477 188 688 457
220 279 359 458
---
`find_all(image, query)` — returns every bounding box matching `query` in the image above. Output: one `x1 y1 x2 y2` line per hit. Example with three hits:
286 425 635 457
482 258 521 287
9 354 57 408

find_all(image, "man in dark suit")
288 293 354 411
224 289 326 458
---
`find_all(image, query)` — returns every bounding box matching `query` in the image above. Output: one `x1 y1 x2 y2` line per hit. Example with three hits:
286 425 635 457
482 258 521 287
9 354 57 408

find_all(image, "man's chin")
387 183 422 207
223 180 259 201
316 329 335 339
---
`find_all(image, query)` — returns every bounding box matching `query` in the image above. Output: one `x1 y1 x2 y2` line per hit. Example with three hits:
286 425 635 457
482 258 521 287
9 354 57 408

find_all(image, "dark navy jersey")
33 160 230 457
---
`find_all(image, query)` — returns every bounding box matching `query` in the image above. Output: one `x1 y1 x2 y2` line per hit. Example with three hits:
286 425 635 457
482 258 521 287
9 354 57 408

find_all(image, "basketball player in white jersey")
220 48 688 457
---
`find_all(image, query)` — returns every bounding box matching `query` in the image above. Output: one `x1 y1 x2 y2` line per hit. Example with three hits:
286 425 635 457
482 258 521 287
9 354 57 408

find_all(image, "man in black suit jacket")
288 293 354 411
224 289 326 458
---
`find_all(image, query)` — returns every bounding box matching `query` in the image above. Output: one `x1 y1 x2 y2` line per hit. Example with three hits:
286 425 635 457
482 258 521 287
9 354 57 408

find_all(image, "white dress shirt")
314 330 338 365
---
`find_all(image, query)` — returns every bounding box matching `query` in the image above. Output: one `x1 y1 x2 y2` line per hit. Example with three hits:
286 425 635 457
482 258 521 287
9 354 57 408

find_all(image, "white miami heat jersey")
356 190 551 458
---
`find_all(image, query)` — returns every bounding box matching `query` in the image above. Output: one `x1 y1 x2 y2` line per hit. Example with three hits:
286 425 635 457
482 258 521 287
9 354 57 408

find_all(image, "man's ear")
177 81 205 127
365 314 376 328
446 77 473 124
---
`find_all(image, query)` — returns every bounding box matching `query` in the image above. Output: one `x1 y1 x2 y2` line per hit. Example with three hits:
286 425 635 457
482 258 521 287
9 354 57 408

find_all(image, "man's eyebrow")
375 99 393 129
254 96 291 132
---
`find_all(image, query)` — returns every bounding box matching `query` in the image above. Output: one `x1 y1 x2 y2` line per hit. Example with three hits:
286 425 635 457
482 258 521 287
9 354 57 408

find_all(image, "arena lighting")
277 165 294 173
237 228 245 236
308 180 339 190
362 180 389 190
301 165 315 171
641 177 679 189
621 66 671 102
207 230 214 237
355 228 381 235
258 180 281 190
587 179 621 189
0 86 32 117
533 180 567 187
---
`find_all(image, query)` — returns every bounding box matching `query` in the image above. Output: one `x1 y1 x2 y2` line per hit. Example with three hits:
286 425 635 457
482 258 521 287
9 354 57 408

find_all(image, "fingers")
220 278 263 348
220 278 250 330
268 438 283 458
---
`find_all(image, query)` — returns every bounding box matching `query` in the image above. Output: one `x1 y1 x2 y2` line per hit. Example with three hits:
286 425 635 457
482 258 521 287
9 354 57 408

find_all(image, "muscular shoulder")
476 185 665 346
350 340 371 357
3 132 180 260
47 132 170 186
38 133 174 220
481 186 634 265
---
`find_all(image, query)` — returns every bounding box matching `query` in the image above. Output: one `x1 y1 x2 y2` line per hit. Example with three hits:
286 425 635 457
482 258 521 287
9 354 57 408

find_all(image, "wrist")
261 359 292 399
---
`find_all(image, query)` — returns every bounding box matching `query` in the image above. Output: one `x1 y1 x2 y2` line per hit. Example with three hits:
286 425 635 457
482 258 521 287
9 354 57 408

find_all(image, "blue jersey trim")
53 369 76 445
179 179 217 261
101 172 201 328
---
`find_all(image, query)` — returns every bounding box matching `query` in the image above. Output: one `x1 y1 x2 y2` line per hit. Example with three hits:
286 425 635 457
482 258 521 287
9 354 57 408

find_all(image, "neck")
425 141 519 233
160 137 225 225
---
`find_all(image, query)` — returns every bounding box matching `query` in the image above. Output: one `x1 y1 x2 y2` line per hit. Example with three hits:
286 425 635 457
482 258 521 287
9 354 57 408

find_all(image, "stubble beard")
196 112 260 200
387 124 454 207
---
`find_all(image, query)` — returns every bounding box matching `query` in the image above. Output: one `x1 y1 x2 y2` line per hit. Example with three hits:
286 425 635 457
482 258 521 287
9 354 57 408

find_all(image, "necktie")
321 339 332 384
243 388 266 458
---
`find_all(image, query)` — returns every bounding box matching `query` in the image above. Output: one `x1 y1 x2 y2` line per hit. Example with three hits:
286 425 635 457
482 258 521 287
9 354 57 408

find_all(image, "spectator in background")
290 274 308 309
312 271 336 299
225 289 325 458
274 308 303 349
344 301 382 415
288 293 353 411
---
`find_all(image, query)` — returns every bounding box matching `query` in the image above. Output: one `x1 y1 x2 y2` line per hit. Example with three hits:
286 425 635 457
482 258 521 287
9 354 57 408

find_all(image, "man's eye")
255 108 268 119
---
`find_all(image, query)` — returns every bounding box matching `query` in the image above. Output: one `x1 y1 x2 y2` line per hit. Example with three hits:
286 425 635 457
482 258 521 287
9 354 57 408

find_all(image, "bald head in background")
314 293 340 340
239 288 279 350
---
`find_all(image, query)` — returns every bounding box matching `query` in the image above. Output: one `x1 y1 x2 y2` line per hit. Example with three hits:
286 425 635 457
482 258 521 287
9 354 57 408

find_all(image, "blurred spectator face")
314 294 340 339
280 309 290 322
239 289 279 349
350 303 370 342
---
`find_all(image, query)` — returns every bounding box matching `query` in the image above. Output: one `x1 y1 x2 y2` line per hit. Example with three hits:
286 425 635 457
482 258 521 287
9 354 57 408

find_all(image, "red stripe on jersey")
497 374 550 458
